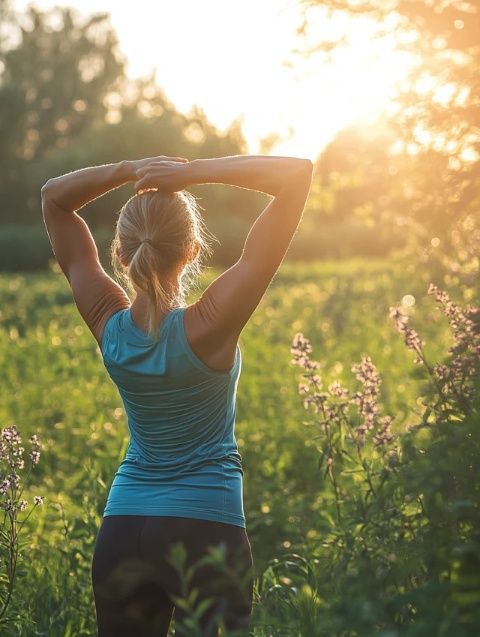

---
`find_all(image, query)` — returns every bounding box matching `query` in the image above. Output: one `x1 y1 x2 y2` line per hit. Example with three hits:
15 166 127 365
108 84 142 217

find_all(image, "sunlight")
15 0 418 159
267 2 418 156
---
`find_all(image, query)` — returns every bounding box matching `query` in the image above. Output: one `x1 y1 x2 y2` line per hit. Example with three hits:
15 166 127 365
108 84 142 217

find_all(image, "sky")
13 0 415 160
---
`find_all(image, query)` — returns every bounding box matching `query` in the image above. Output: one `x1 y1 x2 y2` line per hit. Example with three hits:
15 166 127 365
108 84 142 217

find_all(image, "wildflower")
325 407 337 422
33 495 44 506
311 374 322 388
14 457 25 470
428 284 478 345
7 473 20 489
356 423 368 436
0 424 44 623
2 425 22 444
351 391 363 406
29 433 41 464
328 381 349 399
303 395 317 411
351 357 381 394
373 416 395 446
389 306 425 354
1 498 14 511
291 332 312 363
303 392 328 413
291 333 321 370
389 306 408 325
29 434 40 448
433 364 449 380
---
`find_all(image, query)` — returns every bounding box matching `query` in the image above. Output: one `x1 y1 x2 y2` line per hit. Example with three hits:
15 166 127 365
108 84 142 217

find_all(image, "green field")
0 257 477 636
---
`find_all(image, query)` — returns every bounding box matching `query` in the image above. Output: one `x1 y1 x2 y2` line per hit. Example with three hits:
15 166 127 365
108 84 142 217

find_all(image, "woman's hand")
122 155 188 185
133 159 193 194
131 155 189 173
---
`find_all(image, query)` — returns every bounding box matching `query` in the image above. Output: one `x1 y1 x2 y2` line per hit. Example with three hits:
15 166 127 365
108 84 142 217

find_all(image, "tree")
0 4 262 271
0 5 126 222
298 0 480 277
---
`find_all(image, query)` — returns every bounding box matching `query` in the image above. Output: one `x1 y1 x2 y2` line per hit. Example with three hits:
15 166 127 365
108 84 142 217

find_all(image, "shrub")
255 284 480 636
0 424 44 633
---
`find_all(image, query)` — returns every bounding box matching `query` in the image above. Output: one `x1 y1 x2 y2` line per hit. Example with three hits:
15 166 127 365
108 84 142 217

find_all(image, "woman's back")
101 304 246 527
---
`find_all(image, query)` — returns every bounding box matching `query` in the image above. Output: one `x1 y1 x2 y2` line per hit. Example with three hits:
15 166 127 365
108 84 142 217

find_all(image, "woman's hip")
92 514 254 589
92 515 254 625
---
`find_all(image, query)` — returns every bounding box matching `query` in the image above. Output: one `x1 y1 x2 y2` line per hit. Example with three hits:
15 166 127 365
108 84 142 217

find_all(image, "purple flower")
291 332 312 362
1 425 22 444
29 434 40 448
389 306 425 354
1 499 14 511
7 473 20 489
0 479 10 495
433 364 450 380
373 416 395 446
291 333 320 370
328 381 349 399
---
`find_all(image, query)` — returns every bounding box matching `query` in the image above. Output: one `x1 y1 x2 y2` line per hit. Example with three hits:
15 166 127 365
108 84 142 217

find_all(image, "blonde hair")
111 189 214 341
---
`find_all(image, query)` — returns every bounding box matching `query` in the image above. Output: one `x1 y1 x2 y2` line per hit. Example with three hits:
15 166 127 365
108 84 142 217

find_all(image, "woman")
41 153 313 636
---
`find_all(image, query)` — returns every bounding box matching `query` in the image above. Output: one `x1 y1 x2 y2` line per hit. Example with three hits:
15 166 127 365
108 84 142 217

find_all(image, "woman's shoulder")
182 302 240 376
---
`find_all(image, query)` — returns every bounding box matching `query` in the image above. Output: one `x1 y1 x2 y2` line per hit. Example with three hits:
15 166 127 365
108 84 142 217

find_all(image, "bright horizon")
13 0 416 160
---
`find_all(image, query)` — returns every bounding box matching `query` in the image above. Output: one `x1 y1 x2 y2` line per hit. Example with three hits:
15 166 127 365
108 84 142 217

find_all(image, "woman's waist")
104 475 246 526
107 464 245 518
116 456 243 482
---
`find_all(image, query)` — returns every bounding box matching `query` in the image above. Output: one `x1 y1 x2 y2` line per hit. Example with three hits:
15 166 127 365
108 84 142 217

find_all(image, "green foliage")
0 258 477 634
1 5 125 223
0 425 44 634
0 224 114 272
0 225 52 272
257 278 480 636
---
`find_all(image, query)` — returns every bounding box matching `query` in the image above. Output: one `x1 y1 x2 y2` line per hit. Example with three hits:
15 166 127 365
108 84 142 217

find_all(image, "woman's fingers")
134 177 148 192
134 158 187 192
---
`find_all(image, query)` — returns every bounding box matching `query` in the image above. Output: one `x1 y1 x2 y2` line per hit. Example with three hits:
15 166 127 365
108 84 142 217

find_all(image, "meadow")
0 256 478 636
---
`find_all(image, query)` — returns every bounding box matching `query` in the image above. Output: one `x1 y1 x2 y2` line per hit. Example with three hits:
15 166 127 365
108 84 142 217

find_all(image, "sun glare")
269 5 417 158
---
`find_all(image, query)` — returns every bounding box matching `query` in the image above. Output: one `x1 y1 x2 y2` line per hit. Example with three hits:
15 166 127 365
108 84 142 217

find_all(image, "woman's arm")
41 160 132 212
41 155 187 212
134 154 312 197
184 155 311 196
133 153 313 356
39 155 187 348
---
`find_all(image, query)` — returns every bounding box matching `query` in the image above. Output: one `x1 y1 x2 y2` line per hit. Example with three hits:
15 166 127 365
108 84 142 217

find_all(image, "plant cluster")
256 283 479 636
0 424 44 631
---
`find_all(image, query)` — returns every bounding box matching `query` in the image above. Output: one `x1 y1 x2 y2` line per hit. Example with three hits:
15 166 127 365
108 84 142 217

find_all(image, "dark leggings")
91 515 254 636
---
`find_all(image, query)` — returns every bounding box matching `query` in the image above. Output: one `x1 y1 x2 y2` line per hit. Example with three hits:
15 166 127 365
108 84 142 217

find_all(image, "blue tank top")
100 306 246 528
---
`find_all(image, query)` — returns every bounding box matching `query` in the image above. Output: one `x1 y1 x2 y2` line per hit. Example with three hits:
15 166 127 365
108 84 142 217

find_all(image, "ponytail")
111 189 214 341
